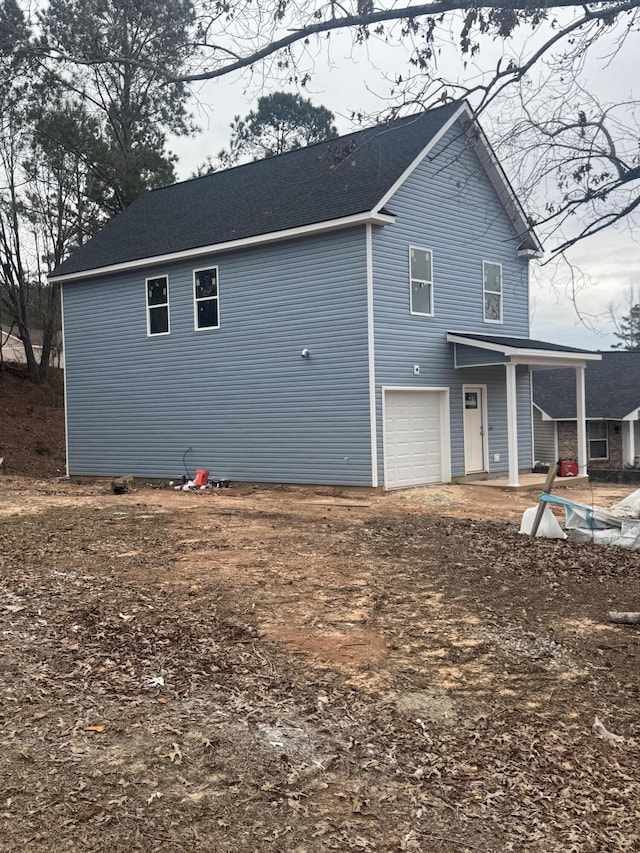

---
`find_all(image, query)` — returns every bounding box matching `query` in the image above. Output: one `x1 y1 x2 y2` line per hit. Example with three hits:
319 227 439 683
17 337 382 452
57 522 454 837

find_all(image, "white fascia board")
372 103 469 214
511 354 599 367
518 248 544 259
60 286 70 478
49 211 396 283
446 332 600 364
460 110 544 254
365 223 378 488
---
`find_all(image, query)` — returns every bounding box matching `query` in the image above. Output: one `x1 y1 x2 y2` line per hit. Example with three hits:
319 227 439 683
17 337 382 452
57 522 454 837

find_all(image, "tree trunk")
37 281 61 384
17 321 40 383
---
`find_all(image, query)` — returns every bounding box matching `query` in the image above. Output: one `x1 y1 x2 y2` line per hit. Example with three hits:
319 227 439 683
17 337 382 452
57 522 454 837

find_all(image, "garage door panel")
384 390 445 489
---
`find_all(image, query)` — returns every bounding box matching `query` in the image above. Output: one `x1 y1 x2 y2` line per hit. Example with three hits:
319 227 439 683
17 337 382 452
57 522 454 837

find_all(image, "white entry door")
384 390 446 489
463 386 486 474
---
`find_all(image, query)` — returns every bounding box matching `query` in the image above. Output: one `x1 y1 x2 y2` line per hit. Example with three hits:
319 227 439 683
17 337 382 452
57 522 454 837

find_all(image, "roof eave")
49 210 395 283
517 248 543 259
447 332 600 362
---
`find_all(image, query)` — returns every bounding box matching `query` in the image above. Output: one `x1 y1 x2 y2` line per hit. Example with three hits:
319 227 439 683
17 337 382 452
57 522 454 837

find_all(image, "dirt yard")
0 477 638 852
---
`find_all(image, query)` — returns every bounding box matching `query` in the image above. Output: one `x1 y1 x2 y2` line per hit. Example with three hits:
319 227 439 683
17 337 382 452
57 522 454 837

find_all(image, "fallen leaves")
0 487 639 852
167 743 182 764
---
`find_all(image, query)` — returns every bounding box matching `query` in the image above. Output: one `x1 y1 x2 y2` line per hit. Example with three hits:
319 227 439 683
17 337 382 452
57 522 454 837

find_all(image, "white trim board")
60 287 70 478
366 223 378 488
49 211 396 283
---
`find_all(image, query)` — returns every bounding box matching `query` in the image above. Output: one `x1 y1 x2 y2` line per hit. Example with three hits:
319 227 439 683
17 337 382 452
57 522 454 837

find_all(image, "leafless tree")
25 0 640 256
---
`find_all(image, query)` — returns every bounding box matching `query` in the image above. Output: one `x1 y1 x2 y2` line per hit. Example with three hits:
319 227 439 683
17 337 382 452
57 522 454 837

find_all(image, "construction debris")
111 474 134 494
524 476 640 549
171 476 230 491
608 612 640 625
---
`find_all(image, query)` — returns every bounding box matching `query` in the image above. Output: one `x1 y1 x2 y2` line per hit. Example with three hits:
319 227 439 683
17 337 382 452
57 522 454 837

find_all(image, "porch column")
575 365 587 476
626 420 636 467
506 362 519 487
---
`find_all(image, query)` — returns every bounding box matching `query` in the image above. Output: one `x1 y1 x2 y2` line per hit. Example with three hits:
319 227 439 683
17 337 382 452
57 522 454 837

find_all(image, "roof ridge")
148 101 462 196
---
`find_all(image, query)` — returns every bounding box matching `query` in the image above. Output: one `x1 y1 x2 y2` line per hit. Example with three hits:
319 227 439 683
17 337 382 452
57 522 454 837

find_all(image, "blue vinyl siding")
454 344 509 368
63 228 372 483
372 124 532 480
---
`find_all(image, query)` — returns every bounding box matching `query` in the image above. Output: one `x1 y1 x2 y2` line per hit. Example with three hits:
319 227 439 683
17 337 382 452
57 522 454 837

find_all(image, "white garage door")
384 390 445 488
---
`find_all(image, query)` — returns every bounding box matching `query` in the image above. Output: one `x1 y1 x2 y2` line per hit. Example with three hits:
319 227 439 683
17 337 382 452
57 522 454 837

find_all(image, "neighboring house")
533 351 640 471
50 101 600 488
0 326 64 369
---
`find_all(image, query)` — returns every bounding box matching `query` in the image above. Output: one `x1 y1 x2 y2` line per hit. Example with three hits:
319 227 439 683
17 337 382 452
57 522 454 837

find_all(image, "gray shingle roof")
52 102 465 278
449 332 595 354
533 351 640 420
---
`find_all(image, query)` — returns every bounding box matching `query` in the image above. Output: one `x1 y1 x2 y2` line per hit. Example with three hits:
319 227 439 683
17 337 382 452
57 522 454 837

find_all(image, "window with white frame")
588 420 608 460
146 275 169 335
194 267 219 330
410 246 433 316
483 261 502 323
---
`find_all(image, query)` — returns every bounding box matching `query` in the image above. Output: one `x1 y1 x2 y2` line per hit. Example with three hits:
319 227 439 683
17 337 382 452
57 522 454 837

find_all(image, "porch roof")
447 331 602 369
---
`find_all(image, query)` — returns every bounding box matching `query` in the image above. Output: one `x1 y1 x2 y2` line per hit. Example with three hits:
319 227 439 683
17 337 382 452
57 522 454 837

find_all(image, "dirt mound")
0 364 65 477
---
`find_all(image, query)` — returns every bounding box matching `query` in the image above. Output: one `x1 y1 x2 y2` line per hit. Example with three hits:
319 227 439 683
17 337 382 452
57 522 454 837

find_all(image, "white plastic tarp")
519 506 567 539
540 493 622 530
537 490 640 549
567 520 640 549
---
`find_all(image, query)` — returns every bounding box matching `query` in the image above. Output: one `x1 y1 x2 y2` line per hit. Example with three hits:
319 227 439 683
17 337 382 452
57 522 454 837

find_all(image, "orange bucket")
194 469 209 486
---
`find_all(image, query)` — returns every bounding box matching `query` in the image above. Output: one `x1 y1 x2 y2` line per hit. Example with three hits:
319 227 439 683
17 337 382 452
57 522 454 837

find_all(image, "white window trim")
146 275 170 337
193 265 220 331
409 245 434 317
482 260 503 324
588 419 609 461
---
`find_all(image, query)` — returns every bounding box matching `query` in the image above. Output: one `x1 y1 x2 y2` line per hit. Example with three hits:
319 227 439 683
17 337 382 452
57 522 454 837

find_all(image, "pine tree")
613 305 640 351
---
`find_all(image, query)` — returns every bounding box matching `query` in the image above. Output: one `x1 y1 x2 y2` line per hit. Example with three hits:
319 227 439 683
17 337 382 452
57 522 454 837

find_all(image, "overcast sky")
168 18 638 352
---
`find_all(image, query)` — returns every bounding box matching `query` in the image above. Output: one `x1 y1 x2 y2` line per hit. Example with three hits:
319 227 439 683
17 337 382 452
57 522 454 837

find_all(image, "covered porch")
456 471 589 490
447 332 602 487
